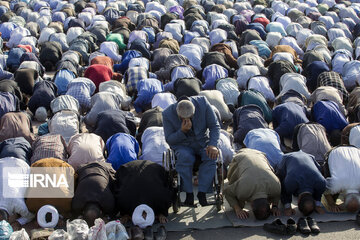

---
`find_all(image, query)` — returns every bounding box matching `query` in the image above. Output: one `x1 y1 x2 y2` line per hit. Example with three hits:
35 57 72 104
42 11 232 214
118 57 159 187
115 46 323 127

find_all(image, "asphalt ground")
167 221 360 239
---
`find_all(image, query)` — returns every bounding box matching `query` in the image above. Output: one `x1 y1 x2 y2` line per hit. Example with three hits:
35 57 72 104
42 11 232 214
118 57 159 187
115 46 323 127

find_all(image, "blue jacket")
272 102 309 138
162 96 220 148
276 151 326 205
106 133 139 171
133 78 163 113
312 100 348 133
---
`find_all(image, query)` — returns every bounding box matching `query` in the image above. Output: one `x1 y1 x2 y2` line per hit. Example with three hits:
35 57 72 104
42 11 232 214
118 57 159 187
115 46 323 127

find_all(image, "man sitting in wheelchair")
162 96 220 206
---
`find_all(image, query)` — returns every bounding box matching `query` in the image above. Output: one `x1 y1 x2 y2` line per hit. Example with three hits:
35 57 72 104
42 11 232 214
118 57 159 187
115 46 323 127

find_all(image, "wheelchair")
162 148 224 213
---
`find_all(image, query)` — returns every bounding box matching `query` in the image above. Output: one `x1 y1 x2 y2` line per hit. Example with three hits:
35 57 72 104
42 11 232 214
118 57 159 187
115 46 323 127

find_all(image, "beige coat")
224 148 281 209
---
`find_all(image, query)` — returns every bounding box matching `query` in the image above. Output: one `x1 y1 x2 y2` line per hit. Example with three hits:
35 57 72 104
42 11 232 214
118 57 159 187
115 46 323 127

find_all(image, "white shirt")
100 42 122 63
327 146 360 194
179 44 204 71
151 92 177 110
140 127 170 166
0 157 34 225
350 126 360 148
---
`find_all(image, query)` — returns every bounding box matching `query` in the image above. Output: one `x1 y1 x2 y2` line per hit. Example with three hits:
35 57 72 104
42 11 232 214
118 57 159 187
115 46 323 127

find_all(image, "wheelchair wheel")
173 191 181 213
215 195 222 212
214 159 223 212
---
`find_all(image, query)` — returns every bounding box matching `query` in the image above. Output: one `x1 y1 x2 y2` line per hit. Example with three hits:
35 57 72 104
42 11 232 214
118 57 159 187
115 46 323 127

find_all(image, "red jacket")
84 64 113 92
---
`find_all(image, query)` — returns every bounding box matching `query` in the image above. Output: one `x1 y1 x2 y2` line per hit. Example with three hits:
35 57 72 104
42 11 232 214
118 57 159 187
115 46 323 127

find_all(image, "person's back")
28 80 57 115
0 137 32 164
243 128 283 169
0 157 34 226
106 133 139 171
225 148 280 208
72 162 116 216
0 112 35 144
114 160 173 218
326 146 360 194
94 109 137 143
140 126 169 166
272 101 309 138
276 151 326 215
0 92 18 119
224 148 280 220
26 158 75 214
67 133 105 170
278 151 324 185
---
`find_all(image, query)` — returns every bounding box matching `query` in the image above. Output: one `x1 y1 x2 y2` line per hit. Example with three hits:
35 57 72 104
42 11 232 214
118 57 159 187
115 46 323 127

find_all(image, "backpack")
292 122 331 164
48 110 80 143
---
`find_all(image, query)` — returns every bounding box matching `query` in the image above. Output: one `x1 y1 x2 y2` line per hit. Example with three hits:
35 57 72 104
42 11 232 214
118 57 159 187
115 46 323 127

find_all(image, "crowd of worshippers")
1 0 360 236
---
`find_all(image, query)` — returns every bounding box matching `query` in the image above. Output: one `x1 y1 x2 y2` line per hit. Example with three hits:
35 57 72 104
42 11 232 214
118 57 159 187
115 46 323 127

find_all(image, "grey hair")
176 100 195 118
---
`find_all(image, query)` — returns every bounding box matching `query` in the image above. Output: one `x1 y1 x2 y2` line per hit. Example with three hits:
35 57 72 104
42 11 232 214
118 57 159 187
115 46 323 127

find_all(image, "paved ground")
167 221 360 239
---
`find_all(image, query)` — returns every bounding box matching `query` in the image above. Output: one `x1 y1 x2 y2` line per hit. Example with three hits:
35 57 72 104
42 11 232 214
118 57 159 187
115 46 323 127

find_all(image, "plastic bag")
9 229 29 240
48 229 70 240
66 219 89 240
106 221 129 240
88 218 107 240
0 220 13 240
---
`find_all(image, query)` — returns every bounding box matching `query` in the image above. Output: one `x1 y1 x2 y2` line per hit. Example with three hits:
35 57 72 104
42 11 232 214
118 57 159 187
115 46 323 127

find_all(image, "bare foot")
120 215 131 224
57 218 66 228
158 214 168 224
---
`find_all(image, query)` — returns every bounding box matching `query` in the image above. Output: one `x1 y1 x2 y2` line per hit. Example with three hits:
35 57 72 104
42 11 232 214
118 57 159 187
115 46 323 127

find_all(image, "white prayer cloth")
132 204 155 229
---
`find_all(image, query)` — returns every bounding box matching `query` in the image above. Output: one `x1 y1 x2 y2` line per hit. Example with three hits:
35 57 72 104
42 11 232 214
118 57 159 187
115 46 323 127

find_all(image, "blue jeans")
173 144 216 193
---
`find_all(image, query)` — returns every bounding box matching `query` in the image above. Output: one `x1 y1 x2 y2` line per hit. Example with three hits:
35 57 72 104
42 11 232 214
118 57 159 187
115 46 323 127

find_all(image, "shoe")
297 217 311 234
131 226 144 240
356 210 360 226
286 218 297 235
143 226 154 240
263 218 287 235
306 217 320 234
182 192 194 206
197 192 209 206
154 225 167 240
